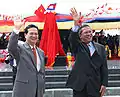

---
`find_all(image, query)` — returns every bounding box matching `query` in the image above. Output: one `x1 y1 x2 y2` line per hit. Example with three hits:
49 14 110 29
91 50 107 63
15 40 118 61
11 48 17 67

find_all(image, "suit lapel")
92 42 100 56
36 48 44 72
23 42 37 71
81 42 91 57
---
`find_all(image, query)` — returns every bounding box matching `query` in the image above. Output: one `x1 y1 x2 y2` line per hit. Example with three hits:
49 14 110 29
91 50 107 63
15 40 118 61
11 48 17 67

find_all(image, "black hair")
24 24 39 34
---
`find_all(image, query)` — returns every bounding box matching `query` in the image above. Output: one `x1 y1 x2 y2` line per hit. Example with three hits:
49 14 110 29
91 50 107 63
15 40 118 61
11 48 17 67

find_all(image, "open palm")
14 16 25 30
70 7 82 26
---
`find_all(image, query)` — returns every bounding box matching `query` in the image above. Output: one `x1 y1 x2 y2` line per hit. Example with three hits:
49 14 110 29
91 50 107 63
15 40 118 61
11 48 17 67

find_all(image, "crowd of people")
93 32 120 59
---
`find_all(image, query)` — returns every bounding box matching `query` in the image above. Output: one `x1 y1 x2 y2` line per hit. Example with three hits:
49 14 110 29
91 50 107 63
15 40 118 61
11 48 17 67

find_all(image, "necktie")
87 43 95 56
87 44 91 56
32 47 37 64
82 43 90 56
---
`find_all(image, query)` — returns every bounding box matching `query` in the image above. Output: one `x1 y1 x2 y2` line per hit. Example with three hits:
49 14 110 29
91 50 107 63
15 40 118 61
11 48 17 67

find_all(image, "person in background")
8 16 45 97
66 7 108 97
5 53 17 84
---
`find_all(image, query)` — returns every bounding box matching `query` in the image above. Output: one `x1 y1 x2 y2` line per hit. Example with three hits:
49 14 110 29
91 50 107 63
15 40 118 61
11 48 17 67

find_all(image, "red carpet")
109 55 120 60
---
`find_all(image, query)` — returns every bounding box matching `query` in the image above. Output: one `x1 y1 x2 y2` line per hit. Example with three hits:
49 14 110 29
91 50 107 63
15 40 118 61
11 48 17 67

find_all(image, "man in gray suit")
8 17 45 97
66 8 108 97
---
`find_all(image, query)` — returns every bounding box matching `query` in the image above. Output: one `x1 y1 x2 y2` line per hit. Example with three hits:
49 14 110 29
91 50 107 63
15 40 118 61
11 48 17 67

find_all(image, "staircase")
46 67 120 88
0 66 120 91
45 66 69 89
108 69 120 87
0 60 120 96
0 71 13 91
0 66 120 97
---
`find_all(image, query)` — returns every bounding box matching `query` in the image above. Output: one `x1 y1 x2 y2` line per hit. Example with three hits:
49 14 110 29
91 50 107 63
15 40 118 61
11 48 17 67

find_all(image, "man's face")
25 27 39 46
79 26 93 44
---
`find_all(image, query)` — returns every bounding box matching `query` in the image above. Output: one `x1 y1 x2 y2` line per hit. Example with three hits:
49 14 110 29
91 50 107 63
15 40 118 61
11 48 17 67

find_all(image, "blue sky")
0 0 120 16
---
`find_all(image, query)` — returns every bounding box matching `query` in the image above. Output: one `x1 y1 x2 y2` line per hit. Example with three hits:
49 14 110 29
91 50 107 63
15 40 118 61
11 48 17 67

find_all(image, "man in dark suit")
66 8 108 97
8 17 45 97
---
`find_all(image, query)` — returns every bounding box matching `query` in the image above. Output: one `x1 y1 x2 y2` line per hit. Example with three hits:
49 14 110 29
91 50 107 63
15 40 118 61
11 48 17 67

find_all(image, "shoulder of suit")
37 47 44 53
17 41 25 48
94 42 104 48
18 41 25 45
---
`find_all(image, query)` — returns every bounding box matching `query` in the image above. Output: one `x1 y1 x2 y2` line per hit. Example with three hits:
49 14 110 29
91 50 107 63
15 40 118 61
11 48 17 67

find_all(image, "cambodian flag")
47 3 56 10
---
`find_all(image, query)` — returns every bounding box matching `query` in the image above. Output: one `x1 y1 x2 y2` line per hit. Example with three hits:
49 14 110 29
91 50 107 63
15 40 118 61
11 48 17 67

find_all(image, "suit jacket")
8 32 45 97
66 31 108 97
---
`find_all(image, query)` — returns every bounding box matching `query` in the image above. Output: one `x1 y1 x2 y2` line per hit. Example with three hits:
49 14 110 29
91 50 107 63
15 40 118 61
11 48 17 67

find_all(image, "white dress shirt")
87 42 95 56
30 45 41 71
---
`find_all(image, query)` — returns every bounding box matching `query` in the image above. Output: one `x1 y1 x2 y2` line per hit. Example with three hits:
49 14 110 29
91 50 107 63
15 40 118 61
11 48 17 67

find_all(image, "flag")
101 3 107 8
85 13 91 17
108 7 113 10
39 12 66 67
97 7 99 9
94 3 108 16
47 3 56 10
25 4 46 22
34 4 46 18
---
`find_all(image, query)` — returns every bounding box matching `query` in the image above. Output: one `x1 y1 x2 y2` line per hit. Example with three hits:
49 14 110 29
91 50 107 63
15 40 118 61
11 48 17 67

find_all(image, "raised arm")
8 16 25 60
69 7 83 53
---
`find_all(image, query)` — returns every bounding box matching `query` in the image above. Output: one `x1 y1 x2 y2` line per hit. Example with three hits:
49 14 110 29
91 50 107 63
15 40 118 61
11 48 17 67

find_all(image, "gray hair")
78 24 90 35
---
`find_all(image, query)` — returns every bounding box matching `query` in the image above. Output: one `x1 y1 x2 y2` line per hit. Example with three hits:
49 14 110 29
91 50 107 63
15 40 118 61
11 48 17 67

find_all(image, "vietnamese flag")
34 4 46 19
24 4 46 22
39 12 66 67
